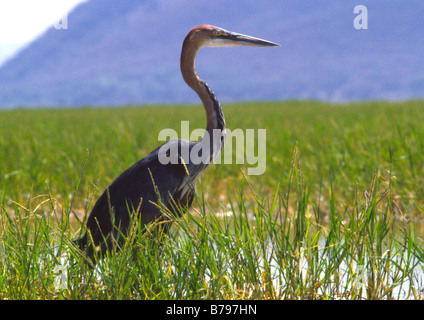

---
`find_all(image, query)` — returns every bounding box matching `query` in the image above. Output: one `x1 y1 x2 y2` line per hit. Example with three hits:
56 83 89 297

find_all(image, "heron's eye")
215 30 223 36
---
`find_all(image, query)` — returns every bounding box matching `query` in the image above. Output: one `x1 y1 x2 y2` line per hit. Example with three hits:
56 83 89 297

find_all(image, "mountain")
0 0 423 108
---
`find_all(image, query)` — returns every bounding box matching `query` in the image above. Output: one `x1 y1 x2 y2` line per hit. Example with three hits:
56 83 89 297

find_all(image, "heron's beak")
227 32 280 47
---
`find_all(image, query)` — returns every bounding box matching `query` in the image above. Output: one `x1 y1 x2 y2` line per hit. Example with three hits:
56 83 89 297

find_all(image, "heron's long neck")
180 43 226 160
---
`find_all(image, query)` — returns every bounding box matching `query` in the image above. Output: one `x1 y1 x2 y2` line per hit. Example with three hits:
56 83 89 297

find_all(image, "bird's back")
77 139 208 254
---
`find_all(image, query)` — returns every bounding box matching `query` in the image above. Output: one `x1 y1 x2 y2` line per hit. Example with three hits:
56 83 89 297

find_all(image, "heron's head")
184 25 279 49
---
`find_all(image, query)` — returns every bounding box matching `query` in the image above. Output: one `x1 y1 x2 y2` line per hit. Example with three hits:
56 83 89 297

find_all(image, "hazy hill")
0 0 423 108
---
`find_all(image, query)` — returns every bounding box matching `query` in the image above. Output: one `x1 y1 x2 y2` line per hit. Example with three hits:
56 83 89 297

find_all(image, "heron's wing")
83 139 200 244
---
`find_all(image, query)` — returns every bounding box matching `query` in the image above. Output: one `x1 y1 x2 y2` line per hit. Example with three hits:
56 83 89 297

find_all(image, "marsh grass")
0 101 424 299
0 144 422 300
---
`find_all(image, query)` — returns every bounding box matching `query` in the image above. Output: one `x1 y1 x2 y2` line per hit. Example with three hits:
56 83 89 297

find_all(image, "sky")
0 0 87 66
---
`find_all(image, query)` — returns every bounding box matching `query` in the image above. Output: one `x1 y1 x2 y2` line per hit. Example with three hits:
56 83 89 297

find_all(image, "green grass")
0 100 424 299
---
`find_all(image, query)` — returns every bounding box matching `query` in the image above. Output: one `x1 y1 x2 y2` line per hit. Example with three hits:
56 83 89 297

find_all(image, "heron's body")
76 25 278 260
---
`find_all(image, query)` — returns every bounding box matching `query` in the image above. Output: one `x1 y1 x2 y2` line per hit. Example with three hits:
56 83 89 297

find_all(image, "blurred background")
0 0 423 108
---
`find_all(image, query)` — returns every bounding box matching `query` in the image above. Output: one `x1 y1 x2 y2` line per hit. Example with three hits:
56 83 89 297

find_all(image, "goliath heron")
75 25 278 259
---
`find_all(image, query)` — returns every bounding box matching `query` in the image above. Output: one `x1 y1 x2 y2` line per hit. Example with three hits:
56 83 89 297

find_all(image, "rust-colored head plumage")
182 24 279 50
180 24 279 89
